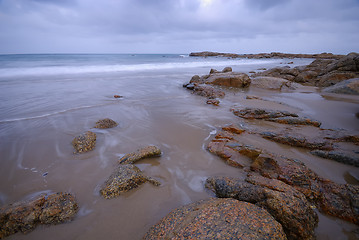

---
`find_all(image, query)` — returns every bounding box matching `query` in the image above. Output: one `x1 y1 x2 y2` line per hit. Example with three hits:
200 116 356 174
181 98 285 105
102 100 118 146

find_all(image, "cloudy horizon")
0 0 358 54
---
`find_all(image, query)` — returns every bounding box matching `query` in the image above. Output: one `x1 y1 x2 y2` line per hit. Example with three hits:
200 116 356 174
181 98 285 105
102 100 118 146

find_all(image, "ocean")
0 54 357 239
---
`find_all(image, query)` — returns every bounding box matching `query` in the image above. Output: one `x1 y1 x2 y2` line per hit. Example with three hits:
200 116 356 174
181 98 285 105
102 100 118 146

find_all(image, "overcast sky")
0 0 358 54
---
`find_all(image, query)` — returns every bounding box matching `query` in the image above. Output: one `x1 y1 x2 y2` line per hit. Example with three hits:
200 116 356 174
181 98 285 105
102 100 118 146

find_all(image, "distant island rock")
189 51 344 59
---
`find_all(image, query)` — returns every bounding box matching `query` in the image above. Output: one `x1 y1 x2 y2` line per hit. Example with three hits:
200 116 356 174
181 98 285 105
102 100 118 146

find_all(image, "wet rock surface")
232 107 298 120
205 175 318 240
99 164 160 199
0 192 78 239
118 146 161 164
206 125 359 226
310 150 359 167
143 198 287 240
100 146 162 199
253 53 359 88
322 78 359 95
72 131 96 153
94 118 118 129
251 76 302 90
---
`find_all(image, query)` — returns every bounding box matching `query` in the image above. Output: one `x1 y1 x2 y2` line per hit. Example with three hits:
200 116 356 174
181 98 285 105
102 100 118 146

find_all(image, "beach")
0 53 358 239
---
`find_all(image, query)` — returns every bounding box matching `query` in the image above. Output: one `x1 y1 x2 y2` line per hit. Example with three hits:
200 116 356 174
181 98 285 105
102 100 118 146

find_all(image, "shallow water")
0 55 358 239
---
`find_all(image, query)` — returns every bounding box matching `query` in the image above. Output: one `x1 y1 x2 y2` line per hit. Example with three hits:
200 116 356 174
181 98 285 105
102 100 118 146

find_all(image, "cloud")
0 0 358 53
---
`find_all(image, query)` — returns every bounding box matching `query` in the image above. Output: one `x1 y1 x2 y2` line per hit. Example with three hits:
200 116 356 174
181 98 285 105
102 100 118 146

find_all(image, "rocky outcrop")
99 164 160 199
310 150 359 167
254 53 359 88
190 51 343 59
231 107 321 127
251 76 302 90
190 67 251 88
72 131 96 153
143 198 287 240
322 78 359 95
94 118 118 129
118 146 161 164
261 131 332 150
0 192 78 239
100 146 162 199
183 84 225 99
206 175 318 240
207 126 359 225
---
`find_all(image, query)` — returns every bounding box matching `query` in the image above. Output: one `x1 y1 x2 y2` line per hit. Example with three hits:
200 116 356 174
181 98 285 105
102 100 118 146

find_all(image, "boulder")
143 198 287 240
0 192 78 239
204 72 251 88
322 78 359 95
310 150 359 167
251 76 302 90
94 118 118 129
206 175 318 240
222 66 232 73
206 99 220 106
99 164 160 199
192 85 226 99
119 146 162 164
72 131 96 153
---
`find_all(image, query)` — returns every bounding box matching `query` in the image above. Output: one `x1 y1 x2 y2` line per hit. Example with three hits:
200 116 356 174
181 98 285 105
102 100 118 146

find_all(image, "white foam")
0 59 276 77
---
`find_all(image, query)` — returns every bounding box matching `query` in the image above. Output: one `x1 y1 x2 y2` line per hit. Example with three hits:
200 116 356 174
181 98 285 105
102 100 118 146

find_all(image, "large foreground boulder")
206 175 318 240
143 198 287 240
0 192 78 239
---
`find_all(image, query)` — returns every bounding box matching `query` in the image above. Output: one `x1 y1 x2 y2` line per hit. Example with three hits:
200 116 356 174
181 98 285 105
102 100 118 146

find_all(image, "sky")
0 0 358 54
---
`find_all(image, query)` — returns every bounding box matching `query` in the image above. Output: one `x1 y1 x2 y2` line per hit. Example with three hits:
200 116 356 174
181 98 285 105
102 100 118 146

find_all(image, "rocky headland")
149 52 359 239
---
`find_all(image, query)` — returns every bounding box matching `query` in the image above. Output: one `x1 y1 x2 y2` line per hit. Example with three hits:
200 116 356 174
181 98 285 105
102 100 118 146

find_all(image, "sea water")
0 54 357 240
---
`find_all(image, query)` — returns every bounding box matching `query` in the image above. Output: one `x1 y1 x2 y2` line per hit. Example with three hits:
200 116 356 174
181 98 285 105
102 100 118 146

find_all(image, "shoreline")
0 53 358 239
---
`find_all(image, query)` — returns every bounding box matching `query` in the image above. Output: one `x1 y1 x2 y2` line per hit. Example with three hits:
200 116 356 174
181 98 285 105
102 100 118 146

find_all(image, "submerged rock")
266 116 322 127
94 118 118 129
0 192 78 239
206 175 318 240
118 146 162 164
72 131 96 153
206 99 220 106
143 198 287 240
99 164 160 199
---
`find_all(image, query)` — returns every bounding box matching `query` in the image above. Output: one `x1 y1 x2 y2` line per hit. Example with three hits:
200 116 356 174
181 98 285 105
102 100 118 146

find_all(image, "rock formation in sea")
0 192 78 239
72 131 97 153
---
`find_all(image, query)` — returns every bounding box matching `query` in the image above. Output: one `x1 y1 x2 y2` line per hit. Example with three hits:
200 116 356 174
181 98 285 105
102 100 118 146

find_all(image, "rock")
94 118 118 129
189 51 343 59
143 198 287 240
231 107 298 119
72 131 96 153
261 131 332 150
99 164 160 199
246 95 263 100
118 146 161 164
222 66 232 73
206 126 359 225
251 76 302 90
266 116 321 127
189 75 201 84
0 192 78 239
114 95 123 98
202 72 251 88
192 85 226 99
206 175 318 240
310 150 359 167
206 99 220 106
316 72 358 87
322 78 359 95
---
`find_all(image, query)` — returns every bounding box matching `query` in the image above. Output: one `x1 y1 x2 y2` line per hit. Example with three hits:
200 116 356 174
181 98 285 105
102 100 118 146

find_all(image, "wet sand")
0 59 358 239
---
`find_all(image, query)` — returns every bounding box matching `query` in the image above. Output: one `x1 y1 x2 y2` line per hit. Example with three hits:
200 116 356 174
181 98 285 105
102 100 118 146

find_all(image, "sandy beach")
0 53 358 239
